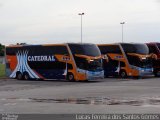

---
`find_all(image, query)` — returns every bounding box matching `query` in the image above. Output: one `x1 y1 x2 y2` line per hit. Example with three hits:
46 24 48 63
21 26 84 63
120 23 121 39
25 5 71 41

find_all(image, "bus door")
104 57 119 77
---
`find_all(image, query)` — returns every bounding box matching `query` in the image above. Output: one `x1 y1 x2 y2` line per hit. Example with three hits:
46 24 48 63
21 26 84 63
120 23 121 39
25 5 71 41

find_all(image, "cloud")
156 0 160 2
0 3 3 7
0 0 160 45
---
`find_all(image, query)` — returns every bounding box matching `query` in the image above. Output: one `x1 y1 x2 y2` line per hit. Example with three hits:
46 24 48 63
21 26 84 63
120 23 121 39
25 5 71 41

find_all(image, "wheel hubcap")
121 72 126 77
18 74 22 79
25 75 28 79
69 75 73 80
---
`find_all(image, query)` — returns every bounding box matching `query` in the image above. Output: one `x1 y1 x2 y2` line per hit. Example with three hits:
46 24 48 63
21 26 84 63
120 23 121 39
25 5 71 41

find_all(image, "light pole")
120 22 125 43
78 13 84 43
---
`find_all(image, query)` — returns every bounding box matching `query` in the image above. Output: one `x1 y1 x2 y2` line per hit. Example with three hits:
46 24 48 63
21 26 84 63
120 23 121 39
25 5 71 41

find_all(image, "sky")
0 0 160 45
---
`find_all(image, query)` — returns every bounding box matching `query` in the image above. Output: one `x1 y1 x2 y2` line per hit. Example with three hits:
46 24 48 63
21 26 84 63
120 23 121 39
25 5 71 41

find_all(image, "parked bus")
146 42 160 77
5 43 104 81
98 43 154 78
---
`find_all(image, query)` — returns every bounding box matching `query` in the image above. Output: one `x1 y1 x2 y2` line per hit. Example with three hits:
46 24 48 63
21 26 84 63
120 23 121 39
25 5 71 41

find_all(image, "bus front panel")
68 43 104 80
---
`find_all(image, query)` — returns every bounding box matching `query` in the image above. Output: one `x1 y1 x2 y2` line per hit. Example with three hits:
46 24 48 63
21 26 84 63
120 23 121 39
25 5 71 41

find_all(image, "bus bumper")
86 70 104 80
139 68 154 76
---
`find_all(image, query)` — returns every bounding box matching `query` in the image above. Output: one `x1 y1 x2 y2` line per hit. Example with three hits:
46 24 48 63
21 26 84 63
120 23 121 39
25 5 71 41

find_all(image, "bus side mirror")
102 54 109 62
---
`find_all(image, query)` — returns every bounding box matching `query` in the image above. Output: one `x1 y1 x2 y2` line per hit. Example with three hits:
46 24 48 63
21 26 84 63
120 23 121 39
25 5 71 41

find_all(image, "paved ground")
0 77 160 113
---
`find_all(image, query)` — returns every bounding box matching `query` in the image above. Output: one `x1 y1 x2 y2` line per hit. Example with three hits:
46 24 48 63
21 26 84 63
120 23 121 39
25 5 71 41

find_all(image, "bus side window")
120 61 126 67
67 63 73 69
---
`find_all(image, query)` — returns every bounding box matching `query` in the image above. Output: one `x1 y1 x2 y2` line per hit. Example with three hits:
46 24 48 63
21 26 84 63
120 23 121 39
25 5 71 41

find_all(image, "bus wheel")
134 76 141 79
67 73 75 82
16 72 23 80
23 72 30 80
154 70 158 77
119 70 127 78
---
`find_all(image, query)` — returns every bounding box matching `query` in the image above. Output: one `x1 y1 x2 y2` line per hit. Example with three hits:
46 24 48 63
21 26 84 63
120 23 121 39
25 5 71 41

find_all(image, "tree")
0 44 5 56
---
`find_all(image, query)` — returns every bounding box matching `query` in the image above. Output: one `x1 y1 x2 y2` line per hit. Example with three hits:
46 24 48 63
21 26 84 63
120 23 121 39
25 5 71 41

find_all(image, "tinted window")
6 45 68 55
6 47 16 55
68 44 101 57
121 43 149 55
120 61 126 67
98 45 122 54
157 44 160 50
74 56 102 71
148 45 158 54
29 61 66 69
67 63 73 69
127 55 152 68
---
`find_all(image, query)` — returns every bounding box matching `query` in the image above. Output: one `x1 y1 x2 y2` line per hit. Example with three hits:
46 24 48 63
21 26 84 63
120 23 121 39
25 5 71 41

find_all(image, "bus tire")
154 70 158 77
134 76 141 79
119 70 127 78
23 72 30 80
104 75 109 78
16 72 23 80
67 73 75 82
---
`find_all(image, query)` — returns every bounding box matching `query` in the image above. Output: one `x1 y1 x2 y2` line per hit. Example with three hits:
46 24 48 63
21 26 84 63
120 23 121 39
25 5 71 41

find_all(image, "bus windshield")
68 43 102 71
75 57 103 71
68 43 101 57
127 55 152 68
121 43 149 55
121 43 151 68
88 59 103 71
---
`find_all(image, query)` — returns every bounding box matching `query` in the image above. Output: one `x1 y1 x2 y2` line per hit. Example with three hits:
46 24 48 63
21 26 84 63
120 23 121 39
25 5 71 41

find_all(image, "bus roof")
146 42 160 45
6 43 95 48
97 43 146 46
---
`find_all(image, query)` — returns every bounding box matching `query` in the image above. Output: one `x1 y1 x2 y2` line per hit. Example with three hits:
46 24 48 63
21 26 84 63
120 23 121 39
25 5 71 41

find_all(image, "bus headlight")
77 68 86 74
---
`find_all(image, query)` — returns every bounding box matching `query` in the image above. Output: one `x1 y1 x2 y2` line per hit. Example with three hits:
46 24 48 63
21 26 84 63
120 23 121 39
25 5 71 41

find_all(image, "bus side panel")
28 58 66 79
6 45 69 80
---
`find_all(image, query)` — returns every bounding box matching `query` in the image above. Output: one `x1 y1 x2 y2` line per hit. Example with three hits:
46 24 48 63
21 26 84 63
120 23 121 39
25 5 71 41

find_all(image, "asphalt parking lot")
0 77 160 114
